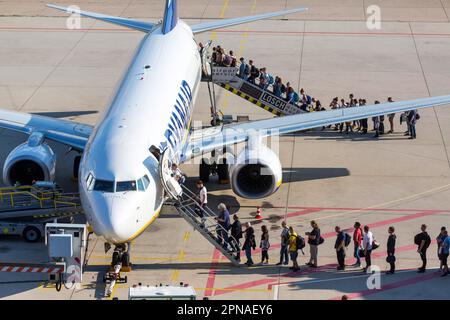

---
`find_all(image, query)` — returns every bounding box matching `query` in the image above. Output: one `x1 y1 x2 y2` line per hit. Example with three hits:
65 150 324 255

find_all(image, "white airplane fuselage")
79 21 202 244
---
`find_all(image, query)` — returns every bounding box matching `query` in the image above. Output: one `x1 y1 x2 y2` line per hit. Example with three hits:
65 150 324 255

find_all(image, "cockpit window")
94 179 114 192
86 173 95 191
137 175 151 192
116 181 137 192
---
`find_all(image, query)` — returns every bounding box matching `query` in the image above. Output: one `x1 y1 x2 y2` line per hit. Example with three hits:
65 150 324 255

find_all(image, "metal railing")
0 185 81 211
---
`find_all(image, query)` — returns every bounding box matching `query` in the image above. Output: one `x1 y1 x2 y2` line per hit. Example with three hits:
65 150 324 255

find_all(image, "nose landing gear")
103 242 131 298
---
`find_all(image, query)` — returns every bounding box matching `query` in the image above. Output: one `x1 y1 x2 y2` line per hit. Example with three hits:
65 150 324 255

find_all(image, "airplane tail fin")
162 0 178 34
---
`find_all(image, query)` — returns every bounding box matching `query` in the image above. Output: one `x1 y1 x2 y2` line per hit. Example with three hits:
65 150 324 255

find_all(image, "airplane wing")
0 108 93 151
181 95 450 161
190 7 308 34
47 4 155 33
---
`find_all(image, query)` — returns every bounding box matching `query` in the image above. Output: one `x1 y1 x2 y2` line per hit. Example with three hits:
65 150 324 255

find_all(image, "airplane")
1 0 450 266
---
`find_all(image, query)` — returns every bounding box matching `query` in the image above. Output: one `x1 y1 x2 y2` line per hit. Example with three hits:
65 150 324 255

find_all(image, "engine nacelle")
3 135 56 186
230 145 282 199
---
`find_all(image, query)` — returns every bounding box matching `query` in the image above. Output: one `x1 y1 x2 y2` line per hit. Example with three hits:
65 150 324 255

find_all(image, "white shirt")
199 186 208 204
363 231 373 250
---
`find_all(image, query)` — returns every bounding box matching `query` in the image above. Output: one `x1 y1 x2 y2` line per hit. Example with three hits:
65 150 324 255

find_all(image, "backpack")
416 113 421 120
344 233 351 247
244 64 250 75
267 74 274 85
296 234 305 250
414 232 431 250
318 236 325 245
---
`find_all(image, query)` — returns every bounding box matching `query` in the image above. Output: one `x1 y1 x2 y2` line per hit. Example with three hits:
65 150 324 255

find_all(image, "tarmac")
0 0 450 300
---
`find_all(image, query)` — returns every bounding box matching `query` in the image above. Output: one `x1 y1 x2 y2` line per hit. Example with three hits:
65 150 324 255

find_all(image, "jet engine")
2 132 56 186
230 145 282 199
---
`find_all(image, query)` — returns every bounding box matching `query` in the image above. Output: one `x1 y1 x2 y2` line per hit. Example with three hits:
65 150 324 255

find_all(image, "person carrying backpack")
415 224 431 273
288 226 300 272
306 220 322 268
335 226 347 271
242 222 256 266
230 214 243 262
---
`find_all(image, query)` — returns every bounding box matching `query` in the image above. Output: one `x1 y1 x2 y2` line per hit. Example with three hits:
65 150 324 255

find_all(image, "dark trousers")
337 249 345 268
279 245 289 264
365 249 372 268
388 252 395 273
419 250 427 270
262 250 269 262
231 238 241 260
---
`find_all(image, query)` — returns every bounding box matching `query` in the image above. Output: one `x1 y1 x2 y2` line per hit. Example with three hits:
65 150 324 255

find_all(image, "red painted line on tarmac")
321 210 443 238
204 249 221 297
214 30 450 37
215 239 438 296
3 27 450 38
286 208 323 219
329 271 441 300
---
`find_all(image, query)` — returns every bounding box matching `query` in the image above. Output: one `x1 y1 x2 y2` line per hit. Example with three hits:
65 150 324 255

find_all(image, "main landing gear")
199 148 230 184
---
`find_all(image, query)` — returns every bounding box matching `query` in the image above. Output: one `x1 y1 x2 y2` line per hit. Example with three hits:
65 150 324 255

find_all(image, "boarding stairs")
159 149 241 266
0 185 82 221
200 41 307 117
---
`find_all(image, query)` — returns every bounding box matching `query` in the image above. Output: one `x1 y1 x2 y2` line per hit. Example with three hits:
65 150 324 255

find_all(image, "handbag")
386 255 396 263
358 248 366 258
372 240 380 250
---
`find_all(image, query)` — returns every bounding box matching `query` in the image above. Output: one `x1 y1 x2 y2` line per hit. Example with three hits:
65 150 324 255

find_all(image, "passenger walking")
414 224 431 273
239 57 250 80
230 214 243 262
215 203 230 247
248 60 259 84
372 101 381 138
441 231 450 277
276 221 290 266
171 163 185 184
288 226 300 272
352 222 363 267
335 226 346 271
195 180 207 226
363 225 374 272
387 97 395 133
386 226 396 274
242 222 256 266
437 227 447 271
260 225 270 264
407 109 418 139
306 220 321 268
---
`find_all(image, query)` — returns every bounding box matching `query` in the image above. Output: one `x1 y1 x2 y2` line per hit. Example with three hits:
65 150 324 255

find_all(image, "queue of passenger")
210 44 420 140
194 193 449 277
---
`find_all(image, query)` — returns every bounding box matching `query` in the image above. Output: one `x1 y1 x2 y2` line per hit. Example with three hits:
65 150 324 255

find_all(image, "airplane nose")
88 195 135 243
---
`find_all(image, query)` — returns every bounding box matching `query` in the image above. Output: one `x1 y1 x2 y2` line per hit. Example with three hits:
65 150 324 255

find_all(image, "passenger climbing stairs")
159 149 241 266
0 185 82 220
200 41 307 117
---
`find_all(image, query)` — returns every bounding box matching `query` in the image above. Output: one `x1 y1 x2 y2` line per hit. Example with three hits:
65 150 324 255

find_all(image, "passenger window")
116 181 137 192
94 179 114 192
86 173 95 191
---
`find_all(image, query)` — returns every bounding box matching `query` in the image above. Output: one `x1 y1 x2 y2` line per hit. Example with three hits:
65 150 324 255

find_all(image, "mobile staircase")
200 41 308 119
159 149 241 266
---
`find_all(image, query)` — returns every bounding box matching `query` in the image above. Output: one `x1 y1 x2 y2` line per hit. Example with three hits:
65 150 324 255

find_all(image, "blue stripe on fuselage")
163 80 192 151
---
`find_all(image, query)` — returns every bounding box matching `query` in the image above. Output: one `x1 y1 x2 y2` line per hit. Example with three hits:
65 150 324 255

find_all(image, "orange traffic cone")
255 207 263 219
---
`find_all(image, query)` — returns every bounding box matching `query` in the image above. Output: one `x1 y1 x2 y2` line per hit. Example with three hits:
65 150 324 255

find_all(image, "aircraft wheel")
121 252 130 267
217 162 230 184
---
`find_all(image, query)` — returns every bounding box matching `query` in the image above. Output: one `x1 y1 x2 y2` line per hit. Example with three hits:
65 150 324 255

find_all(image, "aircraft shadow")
31 110 98 118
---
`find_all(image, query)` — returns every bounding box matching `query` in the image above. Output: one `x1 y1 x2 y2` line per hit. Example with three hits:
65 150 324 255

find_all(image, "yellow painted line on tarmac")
221 0 257 111
210 0 229 41
314 183 450 222
183 231 191 241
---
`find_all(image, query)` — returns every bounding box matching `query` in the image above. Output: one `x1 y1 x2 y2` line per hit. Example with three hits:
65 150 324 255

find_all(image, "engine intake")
230 146 282 199
3 141 56 186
